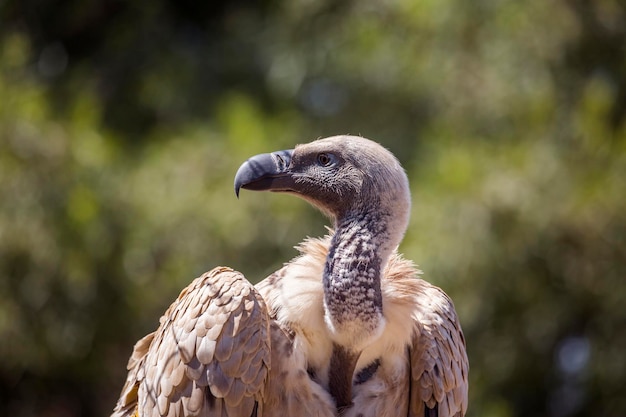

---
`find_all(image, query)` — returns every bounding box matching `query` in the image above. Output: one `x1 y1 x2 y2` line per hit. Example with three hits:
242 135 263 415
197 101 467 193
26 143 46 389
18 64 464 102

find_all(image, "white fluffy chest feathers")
256 235 421 388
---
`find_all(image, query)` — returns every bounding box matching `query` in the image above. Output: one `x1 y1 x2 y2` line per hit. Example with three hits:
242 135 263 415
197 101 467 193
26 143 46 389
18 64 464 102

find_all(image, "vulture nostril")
271 150 293 172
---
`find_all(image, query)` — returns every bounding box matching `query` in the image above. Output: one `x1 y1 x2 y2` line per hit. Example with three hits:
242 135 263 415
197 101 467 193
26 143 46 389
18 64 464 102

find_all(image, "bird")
112 135 469 417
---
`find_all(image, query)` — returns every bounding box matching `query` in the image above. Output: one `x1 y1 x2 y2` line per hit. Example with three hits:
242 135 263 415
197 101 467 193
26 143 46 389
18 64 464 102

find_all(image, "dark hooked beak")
234 149 295 198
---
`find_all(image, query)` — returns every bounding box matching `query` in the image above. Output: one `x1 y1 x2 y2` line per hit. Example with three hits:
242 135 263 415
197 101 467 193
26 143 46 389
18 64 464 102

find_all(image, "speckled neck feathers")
323 205 396 350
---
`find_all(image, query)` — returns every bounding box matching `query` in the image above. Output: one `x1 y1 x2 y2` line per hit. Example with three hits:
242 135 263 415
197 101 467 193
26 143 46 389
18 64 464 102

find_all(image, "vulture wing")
408 286 469 417
113 331 156 417
112 267 271 417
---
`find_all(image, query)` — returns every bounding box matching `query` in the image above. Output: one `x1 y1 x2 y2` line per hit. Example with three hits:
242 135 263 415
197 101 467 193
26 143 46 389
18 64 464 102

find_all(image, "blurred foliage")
1 0 625 416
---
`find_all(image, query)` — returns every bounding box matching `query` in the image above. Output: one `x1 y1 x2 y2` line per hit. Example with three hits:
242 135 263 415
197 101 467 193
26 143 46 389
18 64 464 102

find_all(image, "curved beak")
234 149 295 197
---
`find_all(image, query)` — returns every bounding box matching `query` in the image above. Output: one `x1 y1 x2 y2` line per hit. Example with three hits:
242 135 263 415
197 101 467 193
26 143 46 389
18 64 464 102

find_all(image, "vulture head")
235 135 410 236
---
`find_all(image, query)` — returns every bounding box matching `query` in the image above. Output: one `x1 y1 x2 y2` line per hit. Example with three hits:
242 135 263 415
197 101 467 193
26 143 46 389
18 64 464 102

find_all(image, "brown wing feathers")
113 267 270 417
409 287 468 417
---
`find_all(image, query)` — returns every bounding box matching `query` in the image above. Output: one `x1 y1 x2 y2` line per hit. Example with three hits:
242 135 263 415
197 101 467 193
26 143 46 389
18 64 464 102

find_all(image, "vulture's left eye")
317 153 334 167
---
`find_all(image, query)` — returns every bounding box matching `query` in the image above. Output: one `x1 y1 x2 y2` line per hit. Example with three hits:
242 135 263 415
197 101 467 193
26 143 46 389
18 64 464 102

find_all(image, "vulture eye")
317 153 334 167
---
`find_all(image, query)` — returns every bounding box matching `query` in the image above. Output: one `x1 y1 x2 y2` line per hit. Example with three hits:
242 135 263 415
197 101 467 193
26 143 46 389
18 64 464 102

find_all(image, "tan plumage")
114 268 271 417
112 135 469 417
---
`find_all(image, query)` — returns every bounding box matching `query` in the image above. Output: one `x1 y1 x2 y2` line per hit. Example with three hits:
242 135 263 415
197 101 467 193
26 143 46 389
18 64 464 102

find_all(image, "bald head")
234 135 411 225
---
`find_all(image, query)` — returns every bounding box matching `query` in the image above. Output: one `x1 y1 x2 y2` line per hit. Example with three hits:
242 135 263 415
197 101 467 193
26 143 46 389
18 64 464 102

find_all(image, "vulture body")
112 135 469 417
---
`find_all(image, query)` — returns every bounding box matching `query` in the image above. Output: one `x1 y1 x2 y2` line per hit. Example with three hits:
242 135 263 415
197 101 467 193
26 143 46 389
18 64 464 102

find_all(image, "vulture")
112 135 469 417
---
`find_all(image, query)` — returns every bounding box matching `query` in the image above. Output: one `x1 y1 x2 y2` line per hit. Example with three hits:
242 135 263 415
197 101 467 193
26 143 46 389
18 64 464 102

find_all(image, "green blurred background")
1 0 625 416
